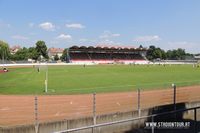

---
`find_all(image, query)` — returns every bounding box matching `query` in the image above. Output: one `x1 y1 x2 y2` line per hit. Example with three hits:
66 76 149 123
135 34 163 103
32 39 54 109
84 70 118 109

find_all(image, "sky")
0 0 200 53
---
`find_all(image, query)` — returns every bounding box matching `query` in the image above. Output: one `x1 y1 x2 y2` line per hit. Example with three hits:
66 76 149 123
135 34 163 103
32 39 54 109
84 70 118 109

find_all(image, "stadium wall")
0 109 149 133
1 101 200 133
0 60 197 67
70 59 149 65
152 60 197 65
0 61 148 67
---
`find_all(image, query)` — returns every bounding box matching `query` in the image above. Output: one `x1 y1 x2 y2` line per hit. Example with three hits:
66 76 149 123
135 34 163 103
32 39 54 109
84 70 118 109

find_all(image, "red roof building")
10 45 21 54
48 47 64 59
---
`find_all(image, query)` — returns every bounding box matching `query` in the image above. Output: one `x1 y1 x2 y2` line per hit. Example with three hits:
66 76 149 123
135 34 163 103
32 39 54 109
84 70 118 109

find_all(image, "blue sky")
0 0 200 53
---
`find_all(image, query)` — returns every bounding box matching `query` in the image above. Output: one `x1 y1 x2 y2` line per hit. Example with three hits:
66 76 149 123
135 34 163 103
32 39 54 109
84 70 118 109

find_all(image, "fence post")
138 88 141 117
93 93 96 125
92 93 96 133
172 84 176 111
172 84 176 120
34 96 39 133
151 116 154 133
194 108 197 133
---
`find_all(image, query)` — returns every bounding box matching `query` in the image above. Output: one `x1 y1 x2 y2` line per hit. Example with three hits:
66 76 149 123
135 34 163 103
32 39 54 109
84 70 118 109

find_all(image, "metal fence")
1 84 200 128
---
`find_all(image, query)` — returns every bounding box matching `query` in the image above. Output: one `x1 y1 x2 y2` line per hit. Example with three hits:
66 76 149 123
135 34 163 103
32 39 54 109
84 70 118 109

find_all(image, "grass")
0 64 200 94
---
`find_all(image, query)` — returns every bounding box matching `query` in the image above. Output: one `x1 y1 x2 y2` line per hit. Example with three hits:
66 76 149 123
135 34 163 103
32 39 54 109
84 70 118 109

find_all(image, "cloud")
65 23 85 29
39 22 55 31
56 34 72 40
133 35 161 42
99 31 121 39
12 35 29 40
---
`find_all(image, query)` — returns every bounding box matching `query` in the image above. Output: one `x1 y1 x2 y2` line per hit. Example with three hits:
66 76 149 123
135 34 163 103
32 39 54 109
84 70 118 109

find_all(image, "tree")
139 45 143 48
146 45 166 60
166 50 173 59
146 45 156 60
0 40 10 60
11 47 29 60
176 48 186 60
166 48 187 60
28 47 40 60
54 54 59 61
35 41 48 60
160 49 167 59
152 48 162 59
60 48 68 61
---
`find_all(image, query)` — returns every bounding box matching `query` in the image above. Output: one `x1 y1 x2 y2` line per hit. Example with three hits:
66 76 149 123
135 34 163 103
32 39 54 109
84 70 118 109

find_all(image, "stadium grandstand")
67 45 149 64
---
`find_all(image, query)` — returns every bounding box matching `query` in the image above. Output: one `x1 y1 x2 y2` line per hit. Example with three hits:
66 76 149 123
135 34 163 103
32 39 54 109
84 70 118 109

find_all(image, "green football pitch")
0 64 200 94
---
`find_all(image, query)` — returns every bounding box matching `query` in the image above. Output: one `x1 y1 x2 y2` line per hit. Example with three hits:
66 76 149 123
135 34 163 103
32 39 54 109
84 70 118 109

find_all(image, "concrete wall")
0 124 35 133
1 101 199 133
0 109 148 133
184 102 200 121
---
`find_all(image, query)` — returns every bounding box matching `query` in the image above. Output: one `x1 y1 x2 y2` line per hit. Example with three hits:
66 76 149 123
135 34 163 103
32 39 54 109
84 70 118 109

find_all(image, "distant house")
48 47 64 59
10 45 21 55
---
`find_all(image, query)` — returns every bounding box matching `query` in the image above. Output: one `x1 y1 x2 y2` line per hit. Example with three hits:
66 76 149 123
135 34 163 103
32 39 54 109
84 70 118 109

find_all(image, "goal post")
45 62 48 93
36 62 48 93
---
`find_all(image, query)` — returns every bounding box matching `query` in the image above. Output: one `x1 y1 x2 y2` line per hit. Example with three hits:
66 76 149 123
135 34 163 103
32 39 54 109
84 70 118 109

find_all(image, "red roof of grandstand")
96 44 135 49
69 45 146 50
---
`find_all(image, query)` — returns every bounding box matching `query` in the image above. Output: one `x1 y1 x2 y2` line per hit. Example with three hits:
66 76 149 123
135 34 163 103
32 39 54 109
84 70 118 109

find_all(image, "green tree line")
0 40 49 61
146 45 194 61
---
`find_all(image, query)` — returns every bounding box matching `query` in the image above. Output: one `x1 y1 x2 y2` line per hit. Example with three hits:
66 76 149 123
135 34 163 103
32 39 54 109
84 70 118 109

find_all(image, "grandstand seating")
69 53 144 60
68 46 148 64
